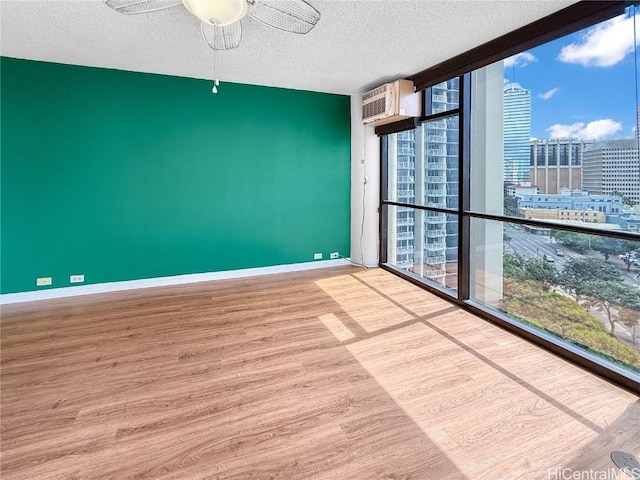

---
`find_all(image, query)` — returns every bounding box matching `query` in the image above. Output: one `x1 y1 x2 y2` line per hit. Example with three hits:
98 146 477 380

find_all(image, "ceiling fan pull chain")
212 49 219 94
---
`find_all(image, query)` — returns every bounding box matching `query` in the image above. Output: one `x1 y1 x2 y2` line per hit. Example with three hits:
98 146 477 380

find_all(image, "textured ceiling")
1 0 577 95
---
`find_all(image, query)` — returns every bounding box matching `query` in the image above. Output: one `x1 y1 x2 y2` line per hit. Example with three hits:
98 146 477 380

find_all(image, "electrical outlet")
70 274 85 283
330 252 339 259
313 253 323 260
36 277 52 286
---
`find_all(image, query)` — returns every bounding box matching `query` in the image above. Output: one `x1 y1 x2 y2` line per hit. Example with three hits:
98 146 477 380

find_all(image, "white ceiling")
1 0 577 95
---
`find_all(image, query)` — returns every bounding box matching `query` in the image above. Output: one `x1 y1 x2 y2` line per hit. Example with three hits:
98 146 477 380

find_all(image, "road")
505 225 640 285
505 226 571 271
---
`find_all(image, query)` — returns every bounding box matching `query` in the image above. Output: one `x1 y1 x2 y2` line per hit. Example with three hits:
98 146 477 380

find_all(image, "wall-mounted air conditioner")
361 79 419 126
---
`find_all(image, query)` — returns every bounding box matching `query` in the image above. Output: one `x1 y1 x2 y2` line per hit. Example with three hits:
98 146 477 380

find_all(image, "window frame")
378 0 640 394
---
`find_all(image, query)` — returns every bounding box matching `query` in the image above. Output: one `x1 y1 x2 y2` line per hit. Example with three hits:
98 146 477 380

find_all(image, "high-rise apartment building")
387 79 460 289
529 138 593 194
582 139 640 205
504 83 531 184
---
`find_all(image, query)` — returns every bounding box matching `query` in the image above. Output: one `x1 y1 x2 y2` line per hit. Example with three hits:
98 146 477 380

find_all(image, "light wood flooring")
1 266 638 479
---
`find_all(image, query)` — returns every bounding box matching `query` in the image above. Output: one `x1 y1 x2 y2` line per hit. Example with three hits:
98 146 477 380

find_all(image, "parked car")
555 249 564 257
543 254 555 263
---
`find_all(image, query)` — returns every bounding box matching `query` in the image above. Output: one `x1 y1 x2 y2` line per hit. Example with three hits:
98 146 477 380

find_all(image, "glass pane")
431 77 459 114
470 217 640 379
469 7 639 237
386 116 459 210
385 205 458 292
425 117 459 210
386 129 416 204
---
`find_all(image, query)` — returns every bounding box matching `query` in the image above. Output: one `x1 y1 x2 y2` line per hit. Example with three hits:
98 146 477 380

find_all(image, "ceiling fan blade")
201 21 242 50
246 0 320 34
105 0 183 15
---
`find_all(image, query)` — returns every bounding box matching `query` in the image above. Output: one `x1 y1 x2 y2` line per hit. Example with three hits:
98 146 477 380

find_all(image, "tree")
555 258 623 304
619 307 640 347
503 252 525 280
617 291 640 346
503 253 555 286
582 281 634 336
524 257 557 285
553 231 591 254
618 242 640 271
503 230 512 245
591 237 625 262
611 190 634 207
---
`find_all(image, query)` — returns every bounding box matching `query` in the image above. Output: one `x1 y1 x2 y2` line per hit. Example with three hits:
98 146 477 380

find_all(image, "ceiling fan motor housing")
182 0 248 26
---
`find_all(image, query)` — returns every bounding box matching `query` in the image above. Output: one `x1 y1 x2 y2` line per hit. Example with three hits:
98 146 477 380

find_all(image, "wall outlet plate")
330 252 339 259
70 274 85 283
36 277 52 286
313 253 323 260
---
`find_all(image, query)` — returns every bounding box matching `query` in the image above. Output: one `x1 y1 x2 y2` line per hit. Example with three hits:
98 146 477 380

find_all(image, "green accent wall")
1 57 351 294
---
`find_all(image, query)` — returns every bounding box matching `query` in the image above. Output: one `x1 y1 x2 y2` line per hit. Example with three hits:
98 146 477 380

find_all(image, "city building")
637 103 640 143
505 182 538 217
519 207 605 223
506 182 539 196
515 190 624 215
606 214 640 233
529 138 593 193
582 139 640 204
503 83 531 184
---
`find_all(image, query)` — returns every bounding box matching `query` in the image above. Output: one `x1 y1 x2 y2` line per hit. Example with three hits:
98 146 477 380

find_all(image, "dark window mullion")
379 136 389 265
420 108 460 123
383 200 457 216
458 74 471 300
465 210 640 243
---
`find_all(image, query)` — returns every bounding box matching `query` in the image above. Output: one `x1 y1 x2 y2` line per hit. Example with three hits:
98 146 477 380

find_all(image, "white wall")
350 95 380 267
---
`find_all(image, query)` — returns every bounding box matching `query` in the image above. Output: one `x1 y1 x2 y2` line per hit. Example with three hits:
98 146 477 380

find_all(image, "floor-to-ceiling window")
381 3 640 391
384 88 460 292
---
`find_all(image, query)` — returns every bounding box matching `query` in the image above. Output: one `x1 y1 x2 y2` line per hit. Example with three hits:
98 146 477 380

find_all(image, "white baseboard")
346 256 379 268
0 258 351 305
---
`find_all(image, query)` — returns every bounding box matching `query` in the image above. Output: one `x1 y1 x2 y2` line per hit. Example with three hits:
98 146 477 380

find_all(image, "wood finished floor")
1 266 638 480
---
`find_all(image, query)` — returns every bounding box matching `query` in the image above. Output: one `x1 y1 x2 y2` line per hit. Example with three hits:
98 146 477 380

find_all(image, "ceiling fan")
106 0 321 50
105 0 321 91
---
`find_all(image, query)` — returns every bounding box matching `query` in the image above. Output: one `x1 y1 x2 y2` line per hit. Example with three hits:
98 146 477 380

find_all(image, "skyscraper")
582 139 640 204
504 83 531 184
636 103 640 143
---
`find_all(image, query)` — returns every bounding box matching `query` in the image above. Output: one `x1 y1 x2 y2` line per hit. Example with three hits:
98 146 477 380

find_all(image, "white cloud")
558 13 639 67
546 119 622 140
504 52 537 68
538 87 559 100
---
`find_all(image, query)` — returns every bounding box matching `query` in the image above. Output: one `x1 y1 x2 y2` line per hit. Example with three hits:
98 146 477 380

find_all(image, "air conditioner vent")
363 84 388 101
361 79 419 126
363 97 388 120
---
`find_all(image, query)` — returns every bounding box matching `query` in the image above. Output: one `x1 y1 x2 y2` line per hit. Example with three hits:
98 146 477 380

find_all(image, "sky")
503 7 639 141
